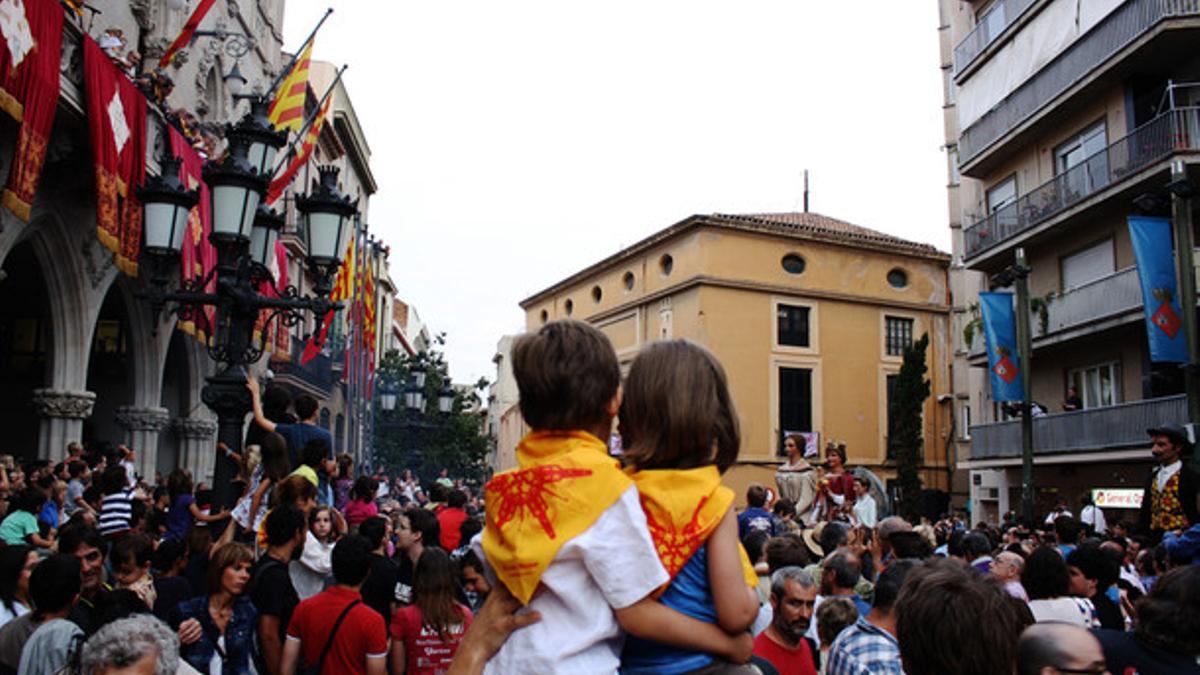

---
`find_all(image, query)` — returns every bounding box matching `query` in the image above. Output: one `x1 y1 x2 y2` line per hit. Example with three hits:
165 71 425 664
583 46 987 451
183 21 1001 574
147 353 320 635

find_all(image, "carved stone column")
115 406 170 482
173 417 218 485
31 389 95 461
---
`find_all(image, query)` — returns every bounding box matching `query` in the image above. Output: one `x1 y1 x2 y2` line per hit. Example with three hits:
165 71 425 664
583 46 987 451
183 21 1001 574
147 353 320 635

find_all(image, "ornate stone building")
0 1 380 482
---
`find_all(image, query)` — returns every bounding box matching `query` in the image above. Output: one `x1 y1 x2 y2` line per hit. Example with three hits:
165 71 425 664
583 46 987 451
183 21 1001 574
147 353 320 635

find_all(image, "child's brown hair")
512 320 620 435
620 339 740 472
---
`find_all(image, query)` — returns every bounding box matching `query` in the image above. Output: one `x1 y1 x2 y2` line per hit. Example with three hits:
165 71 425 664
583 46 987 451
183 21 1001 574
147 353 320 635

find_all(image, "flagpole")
271 65 347 175
267 7 334 99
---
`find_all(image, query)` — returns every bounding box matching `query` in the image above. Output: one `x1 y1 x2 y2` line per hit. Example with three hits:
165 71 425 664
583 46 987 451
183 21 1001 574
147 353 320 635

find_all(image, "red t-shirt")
437 507 468 550
390 603 473 675
752 631 817 675
286 586 388 675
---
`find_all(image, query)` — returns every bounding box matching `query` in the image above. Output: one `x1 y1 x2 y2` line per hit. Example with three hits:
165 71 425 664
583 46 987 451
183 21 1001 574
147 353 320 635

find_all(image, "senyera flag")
265 93 331 205
1129 215 1189 363
158 0 217 69
980 291 1024 403
268 40 311 132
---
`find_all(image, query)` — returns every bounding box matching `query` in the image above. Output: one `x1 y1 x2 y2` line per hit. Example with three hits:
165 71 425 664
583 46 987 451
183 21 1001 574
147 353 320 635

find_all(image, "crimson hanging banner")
85 36 147 277
980 291 1024 402
0 0 64 220
1129 215 1189 363
170 127 215 342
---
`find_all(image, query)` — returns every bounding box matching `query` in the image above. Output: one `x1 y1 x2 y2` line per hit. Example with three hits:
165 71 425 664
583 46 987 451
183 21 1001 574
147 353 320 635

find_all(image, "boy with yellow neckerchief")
475 320 752 674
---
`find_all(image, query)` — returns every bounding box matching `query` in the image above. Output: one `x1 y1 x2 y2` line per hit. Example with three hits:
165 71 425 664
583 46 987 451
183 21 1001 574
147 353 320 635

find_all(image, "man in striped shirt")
827 560 916 675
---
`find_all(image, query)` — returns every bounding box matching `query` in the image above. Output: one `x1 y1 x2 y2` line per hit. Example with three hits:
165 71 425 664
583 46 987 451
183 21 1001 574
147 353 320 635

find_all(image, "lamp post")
136 96 359 509
1167 160 1200 448
990 250 1035 524
375 361 457 479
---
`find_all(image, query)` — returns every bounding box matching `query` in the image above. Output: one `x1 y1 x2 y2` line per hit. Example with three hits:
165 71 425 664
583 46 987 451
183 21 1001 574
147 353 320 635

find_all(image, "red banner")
85 36 147 277
170 127 216 341
158 0 217 69
0 0 64 220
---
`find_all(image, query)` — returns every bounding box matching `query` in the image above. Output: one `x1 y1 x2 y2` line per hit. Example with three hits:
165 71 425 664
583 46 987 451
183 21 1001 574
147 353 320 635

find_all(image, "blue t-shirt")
38 501 58 530
275 423 333 468
738 507 776 540
621 545 717 674
165 494 196 541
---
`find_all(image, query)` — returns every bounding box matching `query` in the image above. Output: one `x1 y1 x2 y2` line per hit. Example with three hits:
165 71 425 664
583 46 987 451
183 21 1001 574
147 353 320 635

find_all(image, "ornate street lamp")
138 154 198 256
438 383 454 414
136 96 359 509
379 377 398 413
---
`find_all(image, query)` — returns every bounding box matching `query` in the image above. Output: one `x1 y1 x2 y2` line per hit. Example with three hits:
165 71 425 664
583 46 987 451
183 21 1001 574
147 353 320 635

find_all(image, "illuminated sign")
1091 488 1143 509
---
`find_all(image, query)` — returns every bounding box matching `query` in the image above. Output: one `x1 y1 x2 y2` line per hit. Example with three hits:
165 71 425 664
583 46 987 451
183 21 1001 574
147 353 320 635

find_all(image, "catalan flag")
268 40 311 132
265 92 331 205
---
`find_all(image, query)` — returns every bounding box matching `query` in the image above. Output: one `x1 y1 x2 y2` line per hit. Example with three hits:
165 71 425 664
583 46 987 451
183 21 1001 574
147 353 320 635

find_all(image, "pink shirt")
343 499 378 529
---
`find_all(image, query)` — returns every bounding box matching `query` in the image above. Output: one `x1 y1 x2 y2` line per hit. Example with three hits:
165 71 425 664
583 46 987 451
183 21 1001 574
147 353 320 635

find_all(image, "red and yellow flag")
265 93 330 205
268 40 311 131
158 0 217 69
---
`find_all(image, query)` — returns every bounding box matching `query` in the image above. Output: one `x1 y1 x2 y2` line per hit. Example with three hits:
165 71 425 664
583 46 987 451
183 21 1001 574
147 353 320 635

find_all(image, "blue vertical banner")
1129 215 1188 363
980 291 1024 402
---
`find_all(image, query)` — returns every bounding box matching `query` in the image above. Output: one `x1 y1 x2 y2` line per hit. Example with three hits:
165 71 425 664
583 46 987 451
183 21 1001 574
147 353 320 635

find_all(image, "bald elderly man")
989 550 1027 602
1018 623 1107 675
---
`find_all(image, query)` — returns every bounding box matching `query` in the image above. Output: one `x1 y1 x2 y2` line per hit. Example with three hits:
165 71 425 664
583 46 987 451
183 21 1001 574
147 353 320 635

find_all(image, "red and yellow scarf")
629 465 757 590
482 431 630 605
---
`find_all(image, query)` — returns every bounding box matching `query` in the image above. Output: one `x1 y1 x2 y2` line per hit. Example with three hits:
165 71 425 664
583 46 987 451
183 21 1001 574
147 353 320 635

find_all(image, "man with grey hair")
990 550 1028 601
78 614 185 675
1017 622 1106 675
752 567 819 675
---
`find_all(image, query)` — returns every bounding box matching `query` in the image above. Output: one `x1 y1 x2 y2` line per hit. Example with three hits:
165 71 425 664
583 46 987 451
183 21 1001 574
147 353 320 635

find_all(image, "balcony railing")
1043 266 1141 334
272 336 336 393
953 0 1037 75
968 394 1185 460
959 0 1200 167
964 107 1200 259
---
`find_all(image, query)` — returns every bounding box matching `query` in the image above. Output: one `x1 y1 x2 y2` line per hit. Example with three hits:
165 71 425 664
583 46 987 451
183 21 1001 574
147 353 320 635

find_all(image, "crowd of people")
0 318 1195 674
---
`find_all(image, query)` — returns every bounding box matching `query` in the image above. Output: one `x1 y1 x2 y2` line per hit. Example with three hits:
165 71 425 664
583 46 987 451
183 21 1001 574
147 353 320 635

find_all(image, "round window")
564 299 574 315
781 253 806 275
623 271 635 291
659 254 674 277
540 309 548 324
887 268 908 289
592 286 602 303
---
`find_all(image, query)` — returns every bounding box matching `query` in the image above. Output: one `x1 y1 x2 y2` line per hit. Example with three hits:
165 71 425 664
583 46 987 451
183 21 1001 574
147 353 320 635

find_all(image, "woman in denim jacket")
171 542 258 674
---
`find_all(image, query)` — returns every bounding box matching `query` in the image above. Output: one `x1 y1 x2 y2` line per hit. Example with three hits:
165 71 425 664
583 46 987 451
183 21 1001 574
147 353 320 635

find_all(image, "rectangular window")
961 403 972 440
779 367 813 449
1067 362 1121 409
1055 121 1108 198
1061 239 1114 291
986 175 1017 214
886 374 899 459
885 316 915 356
777 305 811 348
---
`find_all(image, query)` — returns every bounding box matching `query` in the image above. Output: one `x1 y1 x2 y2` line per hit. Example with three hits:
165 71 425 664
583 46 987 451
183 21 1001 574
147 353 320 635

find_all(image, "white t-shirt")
473 485 669 675
1080 505 1107 534
853 495 877 528
1028 597 1098 628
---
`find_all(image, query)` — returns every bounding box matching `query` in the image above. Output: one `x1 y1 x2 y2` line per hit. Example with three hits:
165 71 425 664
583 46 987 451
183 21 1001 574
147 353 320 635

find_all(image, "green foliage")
374 344 490 486
890 333 930 523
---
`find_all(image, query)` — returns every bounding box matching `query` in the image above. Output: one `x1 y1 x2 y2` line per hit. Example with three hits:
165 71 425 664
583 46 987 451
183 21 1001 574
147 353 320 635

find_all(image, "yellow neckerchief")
628 465 758 590
482 430 631 605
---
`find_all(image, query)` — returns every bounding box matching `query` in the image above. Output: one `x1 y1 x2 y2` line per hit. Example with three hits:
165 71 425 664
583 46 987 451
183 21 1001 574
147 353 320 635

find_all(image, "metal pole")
1014 247 1036 525
1171 160 1200 469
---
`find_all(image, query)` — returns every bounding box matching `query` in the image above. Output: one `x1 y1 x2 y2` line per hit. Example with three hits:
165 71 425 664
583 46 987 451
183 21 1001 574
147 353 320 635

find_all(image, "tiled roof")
706 212 947 257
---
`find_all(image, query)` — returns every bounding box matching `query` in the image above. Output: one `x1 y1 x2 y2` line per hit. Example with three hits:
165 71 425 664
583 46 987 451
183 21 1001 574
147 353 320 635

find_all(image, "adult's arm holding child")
614 599 754 663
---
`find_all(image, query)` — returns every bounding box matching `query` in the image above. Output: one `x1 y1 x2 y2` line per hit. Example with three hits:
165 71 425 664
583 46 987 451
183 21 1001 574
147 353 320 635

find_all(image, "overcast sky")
281 1 950 384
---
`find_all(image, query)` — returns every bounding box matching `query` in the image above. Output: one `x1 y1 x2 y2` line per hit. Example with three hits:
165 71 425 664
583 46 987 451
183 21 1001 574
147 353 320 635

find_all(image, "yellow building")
518 212 954 505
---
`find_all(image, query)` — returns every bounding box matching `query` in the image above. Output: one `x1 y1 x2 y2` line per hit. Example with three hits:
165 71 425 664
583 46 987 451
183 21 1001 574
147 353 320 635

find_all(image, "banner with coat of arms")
980 291 1024 402
84 36 147 277
1129 215 1188 363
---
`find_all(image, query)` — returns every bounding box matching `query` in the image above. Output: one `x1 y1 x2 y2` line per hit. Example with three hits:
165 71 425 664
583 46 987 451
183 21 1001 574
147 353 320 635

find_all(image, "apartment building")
518 212 953 506
938 0 1200 524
